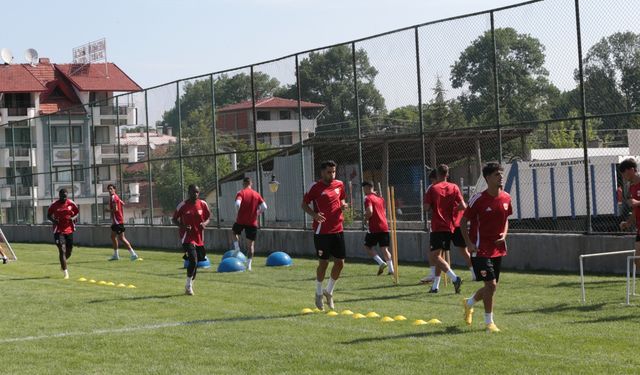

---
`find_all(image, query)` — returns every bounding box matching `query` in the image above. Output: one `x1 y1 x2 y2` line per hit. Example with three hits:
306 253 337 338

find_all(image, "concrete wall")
3 225 636 274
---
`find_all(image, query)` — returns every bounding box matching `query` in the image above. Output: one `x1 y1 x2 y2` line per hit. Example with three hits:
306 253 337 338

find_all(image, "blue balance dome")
217 257 246 273
266 251 292 267
222 249 247 263
183 256 212 269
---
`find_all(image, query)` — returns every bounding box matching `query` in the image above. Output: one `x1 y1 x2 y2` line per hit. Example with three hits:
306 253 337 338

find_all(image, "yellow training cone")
301 308 314 314
366 312 380 318
427 318 442 324
127 284 136 289
98 281 107 285
393 315 407 321
413 319 428 325
340 310 354 315
117 283 126 288
107 282 116 286
381 316 395 323
327 311 339 316
89 279 96 283
77 277 87 282
353 313 366 319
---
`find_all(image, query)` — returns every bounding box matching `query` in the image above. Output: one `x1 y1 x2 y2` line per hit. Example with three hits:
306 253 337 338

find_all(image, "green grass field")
1 242 639 374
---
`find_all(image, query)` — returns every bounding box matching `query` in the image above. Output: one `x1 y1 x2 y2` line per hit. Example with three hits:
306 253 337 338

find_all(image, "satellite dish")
25 48 38 65
0 48 13 64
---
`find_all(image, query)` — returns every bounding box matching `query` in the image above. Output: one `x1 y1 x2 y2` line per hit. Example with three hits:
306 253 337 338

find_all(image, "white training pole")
627 256 640 305
0 228 16 261
579 250 635 303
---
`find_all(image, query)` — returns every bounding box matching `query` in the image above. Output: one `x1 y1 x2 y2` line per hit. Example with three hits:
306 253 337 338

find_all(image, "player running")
619 158 640 271
232 177 267 271
302 160 348 311
173 184 211 296
47 188 79 279
362 181 394 276
423 164 463 294
420 169 439 284
107 184 139 261
460 163 512 333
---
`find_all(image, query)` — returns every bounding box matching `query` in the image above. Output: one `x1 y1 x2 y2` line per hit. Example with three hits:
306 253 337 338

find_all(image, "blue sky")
1 0 637 112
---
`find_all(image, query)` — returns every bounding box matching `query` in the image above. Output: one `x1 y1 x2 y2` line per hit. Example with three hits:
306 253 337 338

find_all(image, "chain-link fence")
1 0 639 234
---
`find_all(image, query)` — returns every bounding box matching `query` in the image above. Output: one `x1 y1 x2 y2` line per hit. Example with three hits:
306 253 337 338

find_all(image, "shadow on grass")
88 293 185 303
505 302 607 315
0 276 51 282
340 291 425 303
551 280 626 288
340 325 465 344
572 314 640 324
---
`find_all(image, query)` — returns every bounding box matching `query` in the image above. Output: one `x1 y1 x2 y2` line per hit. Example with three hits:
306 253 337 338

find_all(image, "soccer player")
173 184 211 296
452 198 475 281
420 169 439 284
47 188 79 279
107 184 139 261
232 177 267 271
0 244 8 264
619 158 640 270
423 164 463 294
460 162 512 333
301 160 348 311
362 181 393 276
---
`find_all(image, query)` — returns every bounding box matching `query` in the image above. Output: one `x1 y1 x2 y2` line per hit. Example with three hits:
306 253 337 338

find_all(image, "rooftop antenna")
24 48 38 66
1 48 13 64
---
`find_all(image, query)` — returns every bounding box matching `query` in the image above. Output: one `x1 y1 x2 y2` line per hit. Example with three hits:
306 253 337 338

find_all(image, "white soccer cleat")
323 290 335 310
419 275 435 284
109 255 120 261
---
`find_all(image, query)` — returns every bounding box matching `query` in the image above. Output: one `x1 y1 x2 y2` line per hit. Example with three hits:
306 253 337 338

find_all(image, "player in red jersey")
460 163 512 333
46 188 79 279
423 164 463 294
173 184 211 295
619 158 640 271
232 177 267 271
362 181 393 276
301 160 348 311
107 184 139 261
420 169 439 284
452 195 475 281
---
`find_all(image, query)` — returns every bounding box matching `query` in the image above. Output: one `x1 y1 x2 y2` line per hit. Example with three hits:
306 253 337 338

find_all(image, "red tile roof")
0 64 46 93
55 63 142 92
23 63 84 114
217 97 324 113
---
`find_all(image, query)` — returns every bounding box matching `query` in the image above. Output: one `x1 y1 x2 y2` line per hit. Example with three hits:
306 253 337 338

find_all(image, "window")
52 126 82 145
93 126 110 144
257 133 271 145
100 119 127 126
96 166 111 182
4 93 31 108
5 127 31 145
257 111 271 121
279 132 293 145
279 110 291 120
90 92 108 106
54 166 83 182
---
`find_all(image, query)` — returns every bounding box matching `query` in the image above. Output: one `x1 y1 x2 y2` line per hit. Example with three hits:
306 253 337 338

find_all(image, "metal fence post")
176 81 185 201
210 74 221 228
351 42 366 230
415 26 427 230
250 66 264 227
490 11 503 165
295 54 308 230
144 90 154 224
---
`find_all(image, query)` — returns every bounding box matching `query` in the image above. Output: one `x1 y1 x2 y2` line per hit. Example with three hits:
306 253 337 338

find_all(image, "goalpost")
0 228 17 261
579 250 635 304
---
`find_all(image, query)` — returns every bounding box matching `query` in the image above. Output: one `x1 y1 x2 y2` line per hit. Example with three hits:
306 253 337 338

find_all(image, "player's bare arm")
301 199 326 222
460 216 477 253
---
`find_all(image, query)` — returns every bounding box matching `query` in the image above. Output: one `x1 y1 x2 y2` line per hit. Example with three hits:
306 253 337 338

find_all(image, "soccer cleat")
2 257 7 264
486 323 500 333
185 286 194 296
108 255 120 261
130 254 140 261
428 288 438 294
453 276 463 294
323 290 335 310
463 299 474 326
377 262 388 276
419 275 435 284
315 294 324 311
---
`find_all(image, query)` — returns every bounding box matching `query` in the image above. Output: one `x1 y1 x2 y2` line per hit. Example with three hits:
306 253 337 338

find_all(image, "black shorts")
232 223 258 241
54 233 74 246
364 232 390 248
471 256 502 282
182 244 207 262
314 232 346 260
111 224 126 234
451 227 466 248
430 231 452 251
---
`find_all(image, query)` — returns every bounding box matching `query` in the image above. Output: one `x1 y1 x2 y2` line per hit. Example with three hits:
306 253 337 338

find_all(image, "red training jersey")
48 199 79 234
235 188 265 227
424 181 463 232
453 208 464 228
364 193 389 233
110 193 124 225
173 199 211 246
303 179 346 235
629 182 640 233
463 190 512 258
